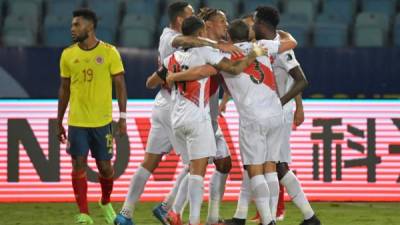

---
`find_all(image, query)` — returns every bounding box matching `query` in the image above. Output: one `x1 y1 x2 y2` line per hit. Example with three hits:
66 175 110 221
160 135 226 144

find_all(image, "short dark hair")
255 6 280 29
168 1 189 22
182 16 204 36
228 19 249 42
73 8 98 29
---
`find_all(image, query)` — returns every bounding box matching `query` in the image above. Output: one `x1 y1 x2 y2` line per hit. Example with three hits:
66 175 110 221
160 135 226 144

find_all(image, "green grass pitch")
0 201 399 225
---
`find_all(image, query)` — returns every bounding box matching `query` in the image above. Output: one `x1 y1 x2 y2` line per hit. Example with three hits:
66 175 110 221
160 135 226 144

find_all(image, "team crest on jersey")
286 53 293 61
95 56 104 64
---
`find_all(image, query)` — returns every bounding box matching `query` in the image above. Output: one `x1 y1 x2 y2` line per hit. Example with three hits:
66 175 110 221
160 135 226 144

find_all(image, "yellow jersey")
60 41 124 127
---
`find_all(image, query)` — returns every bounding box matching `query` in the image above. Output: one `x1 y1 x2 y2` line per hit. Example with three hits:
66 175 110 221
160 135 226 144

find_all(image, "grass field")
0 201 399 225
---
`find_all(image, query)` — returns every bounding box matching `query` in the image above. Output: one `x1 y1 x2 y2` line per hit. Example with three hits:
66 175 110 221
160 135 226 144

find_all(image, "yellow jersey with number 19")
60 41 124 127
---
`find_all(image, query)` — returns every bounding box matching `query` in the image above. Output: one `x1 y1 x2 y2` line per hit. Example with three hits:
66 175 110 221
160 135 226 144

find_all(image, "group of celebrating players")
57 1 322 225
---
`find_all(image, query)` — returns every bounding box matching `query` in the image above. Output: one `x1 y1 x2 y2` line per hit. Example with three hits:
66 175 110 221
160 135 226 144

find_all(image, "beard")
72 32 89 43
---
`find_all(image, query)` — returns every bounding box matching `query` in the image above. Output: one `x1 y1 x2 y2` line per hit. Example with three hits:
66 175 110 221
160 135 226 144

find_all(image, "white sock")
172 173 189 215
265 172 279 221
207 170 228 223
163 165 189 210
188 175 204 225
280 170 314 220
233 171 251 219
121 166 151 218
250 175 273 225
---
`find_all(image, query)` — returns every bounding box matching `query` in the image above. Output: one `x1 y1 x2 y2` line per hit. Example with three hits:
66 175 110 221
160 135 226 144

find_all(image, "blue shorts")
67 123 113 160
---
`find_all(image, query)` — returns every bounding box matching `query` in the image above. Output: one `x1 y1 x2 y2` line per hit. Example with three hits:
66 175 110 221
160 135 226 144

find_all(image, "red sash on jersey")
231 54 276 91
168 55 204 106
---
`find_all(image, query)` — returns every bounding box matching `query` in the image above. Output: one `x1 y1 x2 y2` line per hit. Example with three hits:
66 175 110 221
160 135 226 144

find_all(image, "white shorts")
173 119 217 165
279 121 292 163
239 115 284 165
145 107 178 155
214 124 231 160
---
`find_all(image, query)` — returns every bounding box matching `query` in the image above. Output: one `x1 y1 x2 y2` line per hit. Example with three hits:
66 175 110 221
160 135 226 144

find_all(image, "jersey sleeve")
201 47 225 65
109 47 125 75
60 50 71 78
258 40 280 55
277 50 300 72
167 33 181 49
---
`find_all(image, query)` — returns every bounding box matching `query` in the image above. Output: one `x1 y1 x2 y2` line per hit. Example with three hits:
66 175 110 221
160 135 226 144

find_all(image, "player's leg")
160 164 190 210
207 129 232 225
150 109 190 225
188 157 209 225
277 119 321 225
188 121 217 225
275 120 293 221
276 184 285 221
263 116 285 222
68 126 93 224
224 166 251 225
166 126 192 225
277 163 321 225
263 162 279 222
90 123 116 224
240 122 274 225
117 112 172 225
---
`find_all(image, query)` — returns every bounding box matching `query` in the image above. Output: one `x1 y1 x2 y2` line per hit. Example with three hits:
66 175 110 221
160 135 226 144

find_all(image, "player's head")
241 13 256 41
182 16 206 37
254 6 280 40
228 19 249 43
198 7 228 41
168 1 194 30
71 8 98 43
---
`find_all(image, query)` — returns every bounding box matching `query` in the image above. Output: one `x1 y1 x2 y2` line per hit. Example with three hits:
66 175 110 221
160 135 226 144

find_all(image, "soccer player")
167 18 297 225
165 16 264 225
115 2 241 225
165 9 248 225
227 7 321 225
256 6 321 225
57 9 127 225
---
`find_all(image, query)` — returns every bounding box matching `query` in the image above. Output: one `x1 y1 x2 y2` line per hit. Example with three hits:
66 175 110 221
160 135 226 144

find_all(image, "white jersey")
163 46 224 128
221 40 283 124
155 27 181 109
272 35 300 122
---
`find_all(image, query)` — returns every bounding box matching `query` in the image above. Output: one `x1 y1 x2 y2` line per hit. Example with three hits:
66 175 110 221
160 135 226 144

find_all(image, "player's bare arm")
146 72 164 89
214 44 265 74
166 64 217 87
113 72 127 136
294 94 305 126
280 66 308 106
219 91 231 115
57 77 70 144
277 30 297 53
172 35 242 56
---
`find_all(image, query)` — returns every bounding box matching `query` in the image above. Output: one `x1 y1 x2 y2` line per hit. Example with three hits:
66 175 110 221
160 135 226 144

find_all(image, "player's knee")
276 162 290 180
215 157 232 174
141 153 162 173
97 161 113 178
72 156 87 172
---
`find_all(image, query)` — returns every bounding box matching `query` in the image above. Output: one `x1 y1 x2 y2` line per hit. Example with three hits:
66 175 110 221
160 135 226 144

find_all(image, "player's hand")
57 123 67 144
252 43 267 57
216 42 242 57
294 106 305 127
117 119 127 136
219 101 227 117
166 72 175 88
